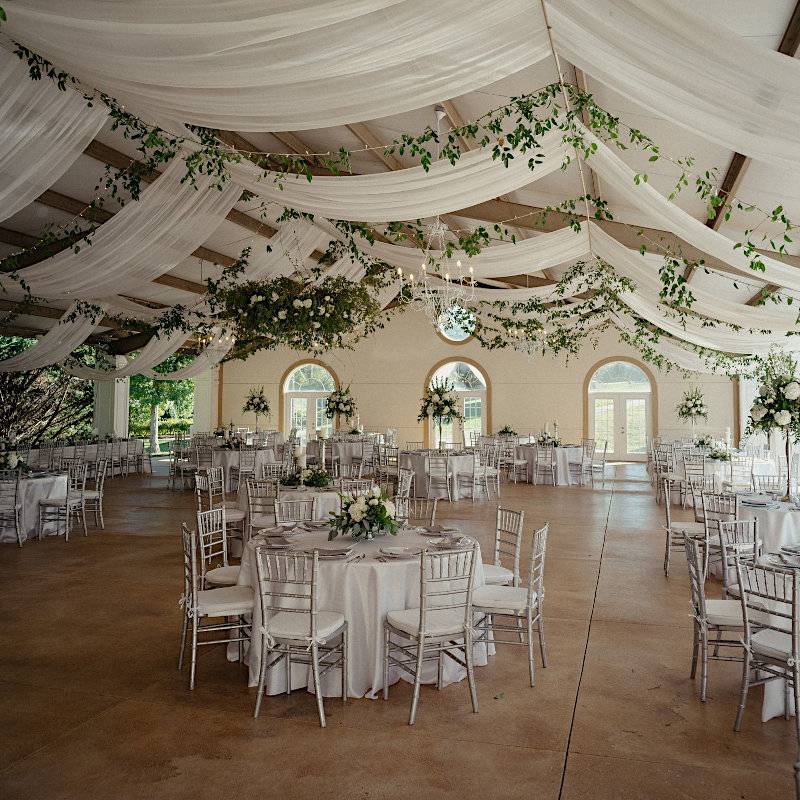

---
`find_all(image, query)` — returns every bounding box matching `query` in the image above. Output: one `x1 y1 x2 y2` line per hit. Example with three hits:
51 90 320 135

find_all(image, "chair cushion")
751 628 794 662
83 489 101 500
266 610 344 643
196 585 254 616
668 521 705 535
249 513 275 530
704 598 742 627
213 503 246 523
721 481 751 491
39 496 82 507
386 607 468 638
473 584 533 613
205 565 240 587
482 563 515 586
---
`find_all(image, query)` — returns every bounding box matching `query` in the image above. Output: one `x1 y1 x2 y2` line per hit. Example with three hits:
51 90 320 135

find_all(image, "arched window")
437 304 476 343
587 359 652 461
427 360 488 447
283 362 336 445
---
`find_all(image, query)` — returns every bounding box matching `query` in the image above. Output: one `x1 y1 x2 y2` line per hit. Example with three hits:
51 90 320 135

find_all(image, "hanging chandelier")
395 106 475 323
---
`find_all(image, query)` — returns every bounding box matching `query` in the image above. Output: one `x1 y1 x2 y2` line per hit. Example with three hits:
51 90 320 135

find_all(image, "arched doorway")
586 359 653 462
282 361 337 446
426 360 488 448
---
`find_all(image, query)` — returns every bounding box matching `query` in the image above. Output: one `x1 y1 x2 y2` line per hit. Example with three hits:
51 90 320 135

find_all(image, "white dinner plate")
379 545 422 559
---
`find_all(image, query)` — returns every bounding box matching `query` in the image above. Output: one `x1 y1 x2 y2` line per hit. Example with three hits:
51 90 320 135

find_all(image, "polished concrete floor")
0 463 796 799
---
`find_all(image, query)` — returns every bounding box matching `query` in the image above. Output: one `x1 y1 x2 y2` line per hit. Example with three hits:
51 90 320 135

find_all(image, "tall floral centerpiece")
418 378 463 448
242 386 270 431
748 351 800 500
328 487 398 541
325 386 357 430
676 387 708 440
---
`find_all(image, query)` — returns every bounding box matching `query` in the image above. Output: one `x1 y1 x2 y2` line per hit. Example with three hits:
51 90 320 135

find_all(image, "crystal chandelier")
396 106 476 323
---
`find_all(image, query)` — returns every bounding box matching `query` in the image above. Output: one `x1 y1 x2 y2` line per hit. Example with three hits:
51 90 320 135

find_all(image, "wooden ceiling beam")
744 284 781 307
346 122 404 171
440 99 474 153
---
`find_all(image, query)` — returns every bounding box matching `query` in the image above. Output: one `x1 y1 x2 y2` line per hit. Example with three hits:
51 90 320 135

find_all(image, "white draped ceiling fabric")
18 155 241 299
141 333 234 380
0 48 106 224
1 0 549 131
0 303 104 372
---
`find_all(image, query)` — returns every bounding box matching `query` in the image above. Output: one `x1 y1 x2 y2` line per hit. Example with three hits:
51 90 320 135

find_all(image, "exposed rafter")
346 122 404 171
440 99 474 153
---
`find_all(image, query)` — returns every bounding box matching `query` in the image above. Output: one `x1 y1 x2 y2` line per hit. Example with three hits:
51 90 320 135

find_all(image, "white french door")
431 393 485 447
589 392 650 462
286 395 333 446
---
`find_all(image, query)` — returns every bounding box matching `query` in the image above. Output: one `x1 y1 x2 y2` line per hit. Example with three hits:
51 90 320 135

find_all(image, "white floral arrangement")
706 447 731 461
242 386 270 424
325 386 357 421
749 351 800 434
695 434 715 448
418 378 463 447
676 387 709 422
536 432 561 447
328 486 398 541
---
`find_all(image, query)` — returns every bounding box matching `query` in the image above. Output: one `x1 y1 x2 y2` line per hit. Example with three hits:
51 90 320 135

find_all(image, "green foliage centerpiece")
242 386 270 431
280 466 331 488
325 386 357 428
328 487 398 541
418 378 463 449
748 351 800 499
498 425 518 436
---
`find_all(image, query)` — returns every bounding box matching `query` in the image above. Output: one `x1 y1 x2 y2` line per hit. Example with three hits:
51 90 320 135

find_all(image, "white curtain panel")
65 328 189 380
2 0 548 131
582 125 800 292
0 302 104 372
546 0 800 168
232 129 567 222
0 48 106 223
244 222 332 280
141 333 233 380
17 155 241 299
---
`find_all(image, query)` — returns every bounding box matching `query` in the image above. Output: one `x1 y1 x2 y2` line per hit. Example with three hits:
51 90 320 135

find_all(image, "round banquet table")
399 451 477 499
237 486 344 527
675 455 776 492
515 445 583 486
233 528 489 697
739 501 800 555
0 472 69 544
212 448 276 490
307 440 366 471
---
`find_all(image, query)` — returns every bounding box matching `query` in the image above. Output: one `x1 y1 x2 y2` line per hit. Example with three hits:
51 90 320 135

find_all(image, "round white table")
515 445 583 485
0 473 69 544
739 501 800 555
212 448 276 489
237 485 344 526
399 451 477 500
234 527 489 697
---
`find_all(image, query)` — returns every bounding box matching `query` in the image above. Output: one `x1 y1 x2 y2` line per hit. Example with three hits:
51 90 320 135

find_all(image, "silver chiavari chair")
339 461 364 479
483 506 524 586
404 441 423 451
683 535 744 702
456 452 490 501
196 507 239 587
474 523 550 686
699 490 738 578
246 477 279 538
0 471 22 547
532 445 556 486
338 479 373 498
261 461 288 480
718 519 761 599
662 477 705 576
38 462 87 541
84 458 108 528
178 524 252 690
253 549 348 726
733 557 800 796
577 439 597 486
230 445 257 491
426 454 452 501
393 497 438 527
752 473 786 495
273 498 317 523
383 544 479 724
395 467 414 499
722 455 754 493
480 445 502 499
681 454 706 506
205 466 247 536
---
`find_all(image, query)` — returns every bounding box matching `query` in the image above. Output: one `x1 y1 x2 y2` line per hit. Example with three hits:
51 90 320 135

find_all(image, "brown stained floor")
0 463 795 799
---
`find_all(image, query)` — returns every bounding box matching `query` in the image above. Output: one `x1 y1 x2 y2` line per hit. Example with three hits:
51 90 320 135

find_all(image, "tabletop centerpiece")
328 486 398 541
676 387 709 440
498 425 518 437
219 436 245 450
748 350 800 500
242 386 270 432
695 433 715 448
280 466 332 488
325 386 357 430
536 431 561 447
706 447 731 461
418 378 463 449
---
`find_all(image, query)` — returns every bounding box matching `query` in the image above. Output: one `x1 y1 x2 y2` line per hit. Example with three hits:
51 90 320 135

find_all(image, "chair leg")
254 637 268 719
527 611 536 687
663 528 671 576
537 607 548 668
699 628 709 702
286 644 292 695
690 622 699 679
382 625 391 700
465 632 479 713
178 614 188 670
189 618 199 690
310 644 327 728
734 650 751 731
341 625 348 704
409 639 425 725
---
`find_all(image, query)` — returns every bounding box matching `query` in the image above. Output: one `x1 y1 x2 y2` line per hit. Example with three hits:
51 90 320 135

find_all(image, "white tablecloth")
237 486 343 527
515 445 583 486
676 456 775 491
213 448 276 490
399 452 477 500
0 473 69 544
736 503 800 722
234 528 489 697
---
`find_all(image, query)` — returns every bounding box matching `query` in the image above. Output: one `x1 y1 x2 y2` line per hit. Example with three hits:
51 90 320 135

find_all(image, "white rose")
293 299 301 309
371 486 381 498
774 410 792 426
277 309 287 320
368 498 378 506
750 404 766 421
312 322 320 329
249 294 258 305
784 382 800 400
270 292 278 301
384 500 395 519
349 508 364 522
760 384 770 396
324 295 331 302
304 299 313 308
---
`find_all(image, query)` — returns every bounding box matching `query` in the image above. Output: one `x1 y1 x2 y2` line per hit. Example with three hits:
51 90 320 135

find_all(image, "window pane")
593 398 614 455
285 363 335 392
437 304 475 342
315 398 333 438
290 398 308 445
589 361 650 393
463 396 483 444
432 361 486 391
626 398 647 454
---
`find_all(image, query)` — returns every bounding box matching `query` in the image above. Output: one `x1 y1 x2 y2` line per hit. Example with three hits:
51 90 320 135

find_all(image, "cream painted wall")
212 310 738 449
